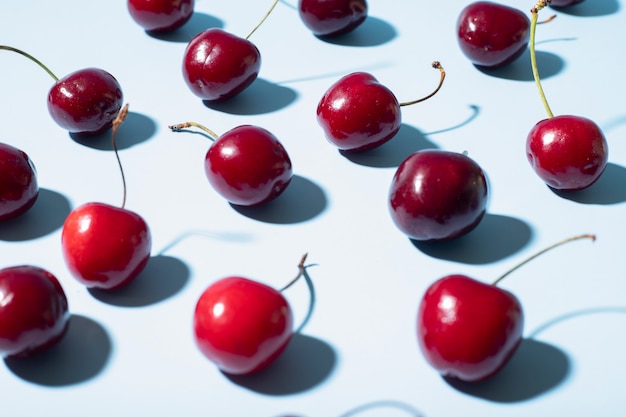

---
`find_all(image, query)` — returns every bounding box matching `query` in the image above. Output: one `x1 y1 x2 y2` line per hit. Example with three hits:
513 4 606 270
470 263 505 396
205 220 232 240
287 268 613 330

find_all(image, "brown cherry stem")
111 103 129 209
492 233 596 286
0 45 59 81
399 61 446 107
245 0 279 40
168 122 219 141
279 253 309 292
530 0 554 118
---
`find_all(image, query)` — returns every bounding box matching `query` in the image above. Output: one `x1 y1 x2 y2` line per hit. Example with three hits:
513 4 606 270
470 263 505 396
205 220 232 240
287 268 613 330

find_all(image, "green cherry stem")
245 0 279 40
111 103 129 209
399 61 446 107
530 0 554 118
168 121 219 141
0 45 59 81
492 233 596 286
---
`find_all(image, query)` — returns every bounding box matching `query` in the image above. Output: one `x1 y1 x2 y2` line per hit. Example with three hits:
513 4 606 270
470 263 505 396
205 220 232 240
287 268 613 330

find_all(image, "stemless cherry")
525 0 607 190
169 122 293 206
0 46 123 135
456 1 530 68
127 0 195 32
317 62 445 152
298 0 368 37
181 0 278 102
61 105 152 290
0 143 38 221
0 265 70 358
388 149 489 241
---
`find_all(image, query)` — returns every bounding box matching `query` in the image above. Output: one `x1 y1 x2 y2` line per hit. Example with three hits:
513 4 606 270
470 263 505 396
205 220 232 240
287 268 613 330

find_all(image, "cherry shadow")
550 162 626 205
146 12 224 43
231 175 328 224
70 111 157 150
4 314 112 386
88 255 190 307
477 49 565 81
445 338 570 402
315 16 397 47
340 124 437 168
412 213 533 264
337 400 425 417
203 78 298 115
224 333 337 395
0 188 71 241
550 0 620 16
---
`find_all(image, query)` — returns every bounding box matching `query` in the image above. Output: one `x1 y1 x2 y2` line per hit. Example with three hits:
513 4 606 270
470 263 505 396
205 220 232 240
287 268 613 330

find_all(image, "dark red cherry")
0 143 38 221
127 0 195 32
47 68 124 135
298 0 368 37
182 28 261 102
205 125 293 206
317 72 401 152
0 265 70 358
526 115 608 190
388 149 489 241
456 1 530 68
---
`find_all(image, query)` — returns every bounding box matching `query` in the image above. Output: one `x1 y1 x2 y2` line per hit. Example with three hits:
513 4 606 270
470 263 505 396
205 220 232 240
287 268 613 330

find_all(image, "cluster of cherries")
0 0 603 390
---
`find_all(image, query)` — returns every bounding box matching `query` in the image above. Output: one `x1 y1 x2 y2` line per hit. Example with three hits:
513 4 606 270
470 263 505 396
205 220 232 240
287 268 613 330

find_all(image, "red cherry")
456 1 530 68
418 275 523 381
61 202 152 290
317 63 445 152
0 265 70 358
417 234 595 382
194 276 294 375
526 115 608 190
298 0 368 37
47 68 124 135
388 149 489 241
127 0 195 32
182 28 261 102
0 143 38 221
526 3 608 190
169 122 293 206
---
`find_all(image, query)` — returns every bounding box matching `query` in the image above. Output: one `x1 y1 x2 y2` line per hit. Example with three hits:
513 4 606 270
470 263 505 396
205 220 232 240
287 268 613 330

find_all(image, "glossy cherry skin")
317 72 401 152
0 265 70 358
0 143 38 221
456 1 530 68
388 149 489 241
526 115 608 190
47 68 123 135
417 275 523 381
205 125 293 206
298 0 368 37
61 202 152 290
193 276 294 375
128 0 194 32
182 28 261 102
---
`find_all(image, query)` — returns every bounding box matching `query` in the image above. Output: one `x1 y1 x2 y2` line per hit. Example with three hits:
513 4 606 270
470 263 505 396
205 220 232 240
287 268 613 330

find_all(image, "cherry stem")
168 122 219 141
530 0 554 118
279 253 309 292
245 0 279 40
111 103 129 209
492 233 596 286
0 45 59 82
399 61 446 107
